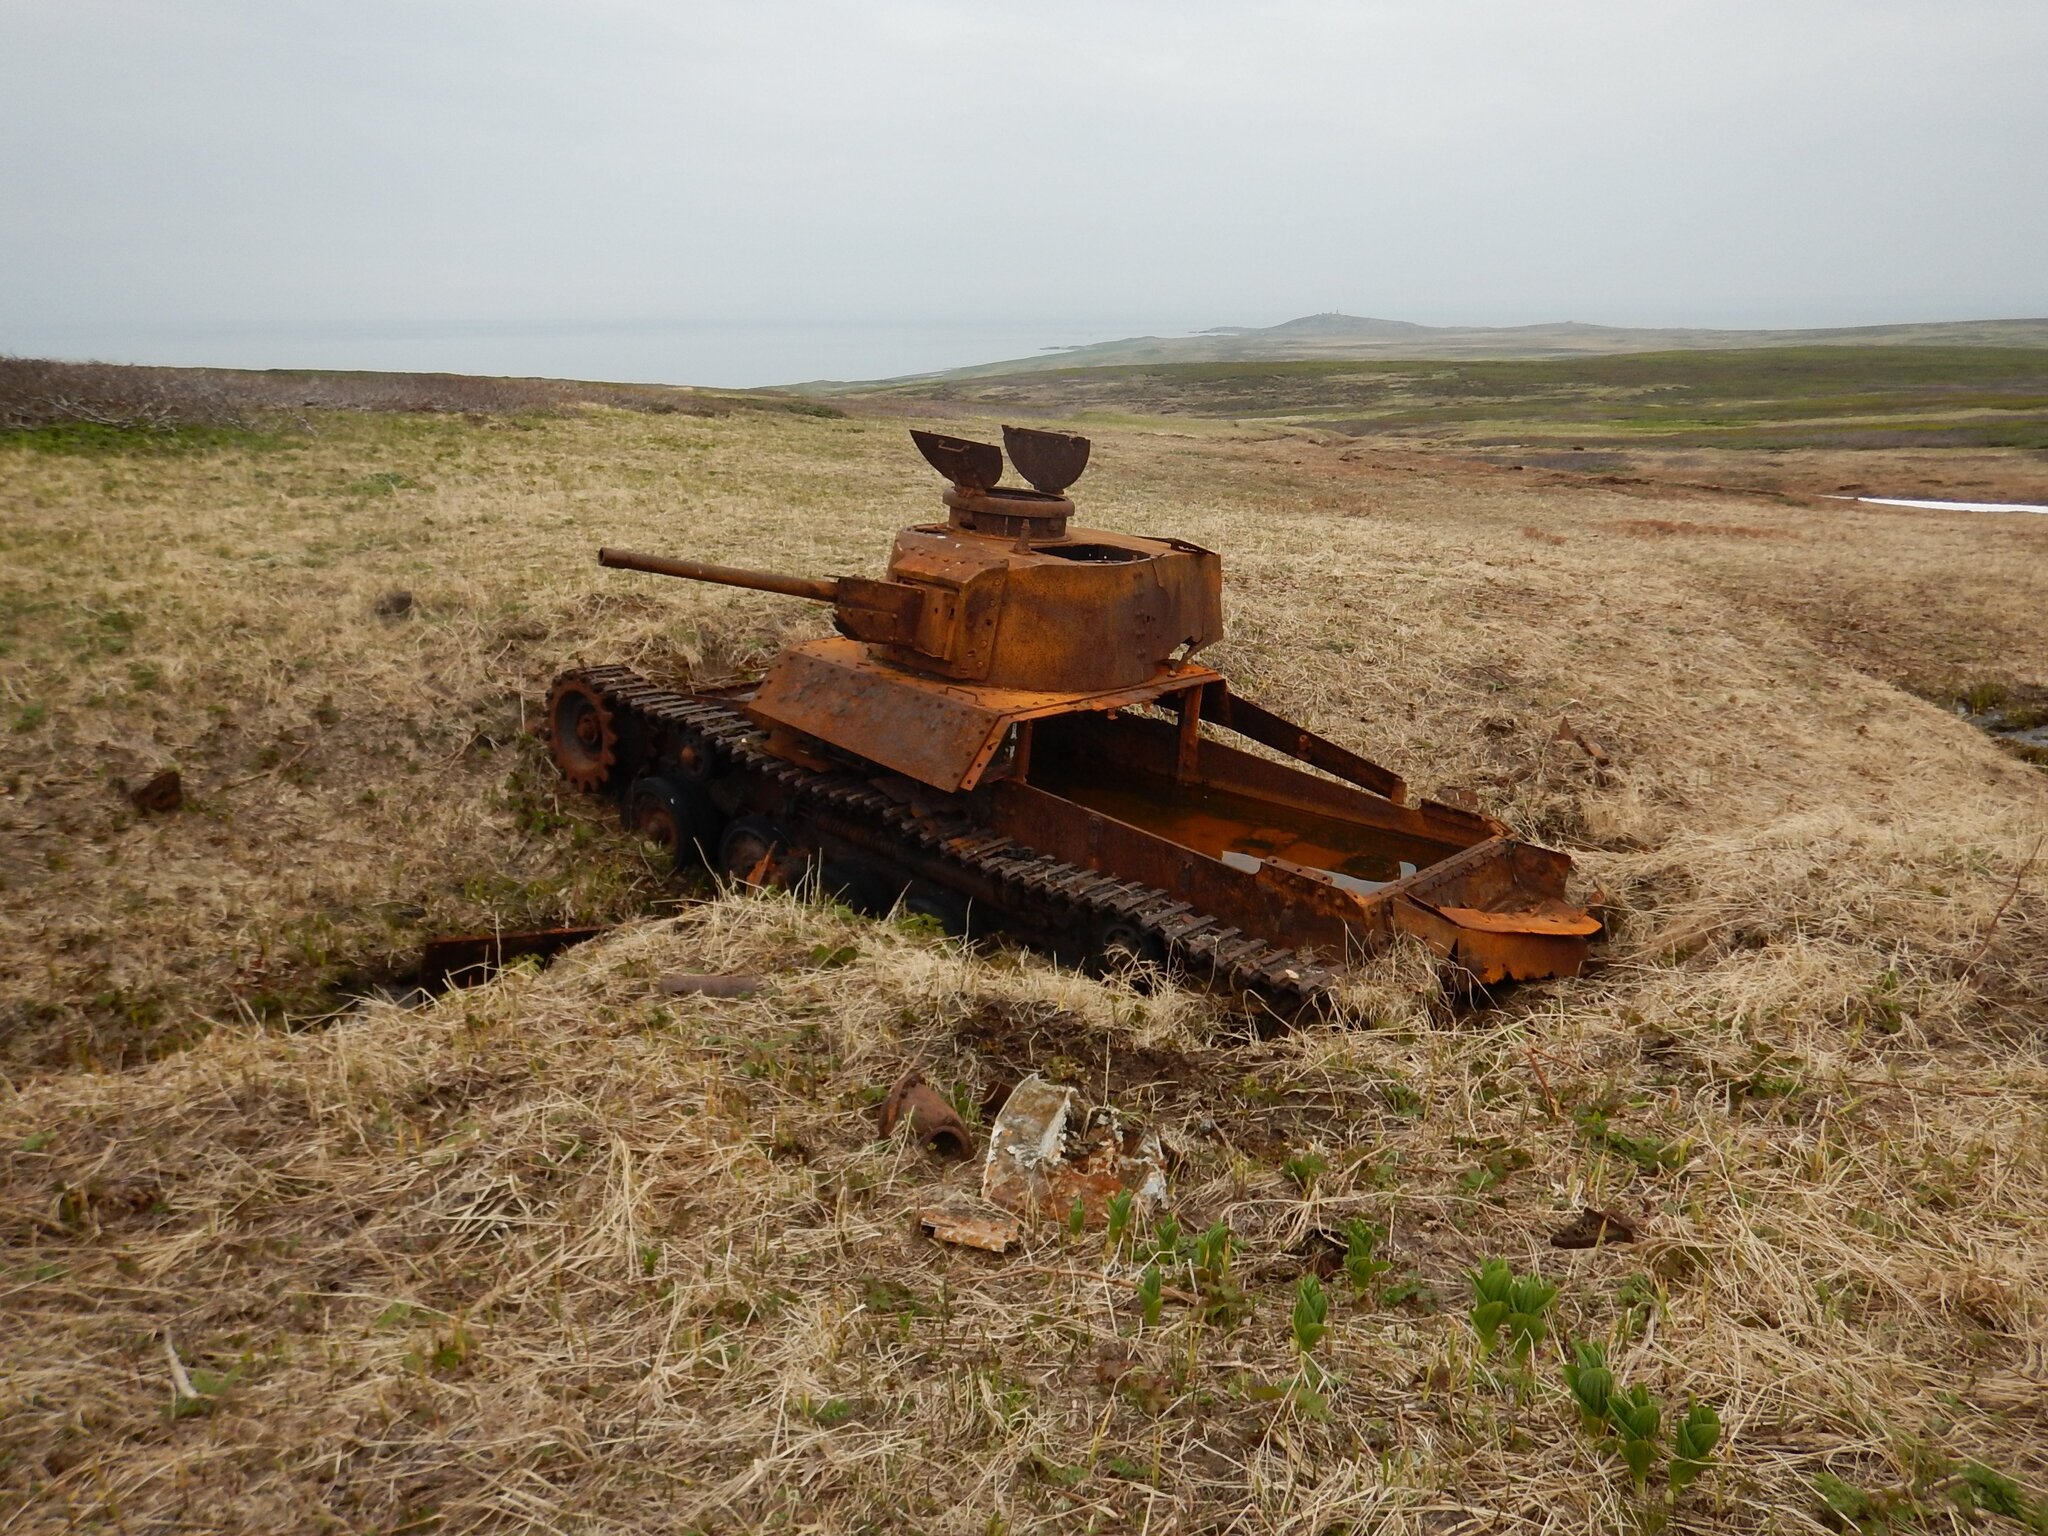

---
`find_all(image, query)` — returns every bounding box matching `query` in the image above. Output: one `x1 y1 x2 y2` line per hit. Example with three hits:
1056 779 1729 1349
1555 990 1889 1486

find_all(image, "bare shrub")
0 356 251 431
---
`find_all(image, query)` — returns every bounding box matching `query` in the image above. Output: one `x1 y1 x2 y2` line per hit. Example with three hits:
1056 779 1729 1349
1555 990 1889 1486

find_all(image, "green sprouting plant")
1562 1340 1616 1436
1103 1188 1135 1254
1608 1383 1663 1488
1468 1258 1558 1360
1191 1222 1250 1328
1564 1345 1721 1501
1291 1273 1329 1355
1669 1399 1722 1493
1282 1151 1327 1192
1067 1199 1087 1239
1136 1263 1164 1328
1151 1213 1181 1263
1342 1217 1392 1301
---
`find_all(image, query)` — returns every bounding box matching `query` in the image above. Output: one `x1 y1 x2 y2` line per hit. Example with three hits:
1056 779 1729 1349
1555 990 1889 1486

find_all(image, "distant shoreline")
5 312 2043 392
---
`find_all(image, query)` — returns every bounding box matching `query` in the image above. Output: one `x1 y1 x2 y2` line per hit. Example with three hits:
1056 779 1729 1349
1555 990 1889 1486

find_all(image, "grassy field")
3 376 2046 1532
849 348 2048 507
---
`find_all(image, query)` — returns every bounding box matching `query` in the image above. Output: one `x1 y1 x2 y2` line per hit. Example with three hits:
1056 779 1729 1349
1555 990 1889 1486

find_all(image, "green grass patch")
1 421 298 456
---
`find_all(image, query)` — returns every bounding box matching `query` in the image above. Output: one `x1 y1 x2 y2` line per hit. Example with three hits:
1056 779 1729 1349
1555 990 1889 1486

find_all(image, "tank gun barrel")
598 547 838 604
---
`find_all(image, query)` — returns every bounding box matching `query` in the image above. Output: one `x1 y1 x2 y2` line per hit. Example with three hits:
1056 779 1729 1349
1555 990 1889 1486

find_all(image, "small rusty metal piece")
881 1069 973 1159
1549 1207 1637 1249
656 972 762 998
1001 424 1091 495
919 1204 1020 1253
982 1075 1166 1225
911 429 1004 492
419 926 606 990
1552 715 1611 767
129 770 183 814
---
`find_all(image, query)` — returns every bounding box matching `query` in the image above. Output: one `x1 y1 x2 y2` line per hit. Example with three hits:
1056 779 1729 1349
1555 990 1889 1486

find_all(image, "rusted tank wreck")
545 426 1597 1007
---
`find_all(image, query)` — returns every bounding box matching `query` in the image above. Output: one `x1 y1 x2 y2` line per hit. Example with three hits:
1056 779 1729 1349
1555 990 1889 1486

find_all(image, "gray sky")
4 0 2045 379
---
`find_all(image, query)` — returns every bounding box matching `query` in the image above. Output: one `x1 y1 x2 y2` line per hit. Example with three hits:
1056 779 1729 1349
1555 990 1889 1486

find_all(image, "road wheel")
718 815 789 888
674 739 717 785
623 775 720 874
900 880 969 937
1087 915 1168 987
820 856 903 916
545 676 617 793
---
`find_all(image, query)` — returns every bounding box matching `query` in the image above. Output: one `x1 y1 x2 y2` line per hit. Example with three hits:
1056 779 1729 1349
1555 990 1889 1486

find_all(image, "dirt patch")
954 995 1214 1111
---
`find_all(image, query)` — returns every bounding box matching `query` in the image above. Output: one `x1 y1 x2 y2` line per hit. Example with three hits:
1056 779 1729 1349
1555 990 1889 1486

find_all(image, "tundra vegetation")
1 356 2044 1532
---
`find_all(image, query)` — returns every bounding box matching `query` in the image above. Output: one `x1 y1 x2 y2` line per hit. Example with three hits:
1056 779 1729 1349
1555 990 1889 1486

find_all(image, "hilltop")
888 312 2048 382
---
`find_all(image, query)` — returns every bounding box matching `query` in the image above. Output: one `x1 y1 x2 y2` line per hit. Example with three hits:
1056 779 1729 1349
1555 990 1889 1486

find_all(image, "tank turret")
598 425 1226 791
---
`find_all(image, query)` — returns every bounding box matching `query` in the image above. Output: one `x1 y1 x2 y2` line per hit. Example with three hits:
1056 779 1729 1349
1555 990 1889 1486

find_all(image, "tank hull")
548 664 1597 1007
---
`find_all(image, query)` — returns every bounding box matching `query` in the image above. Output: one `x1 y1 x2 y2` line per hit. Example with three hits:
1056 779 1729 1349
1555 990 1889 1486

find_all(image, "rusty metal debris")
657 972 762 998
1549 1207 1637 1249
1552 716 1611 768
880 1069 972 1158
919 1204 1020 1253
128 770 182 814
546 426 1601 1008
419 926 606 990
982 1075 1166 1225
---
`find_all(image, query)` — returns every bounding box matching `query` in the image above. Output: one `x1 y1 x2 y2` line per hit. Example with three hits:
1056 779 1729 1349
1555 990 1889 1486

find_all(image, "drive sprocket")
546 675 619 792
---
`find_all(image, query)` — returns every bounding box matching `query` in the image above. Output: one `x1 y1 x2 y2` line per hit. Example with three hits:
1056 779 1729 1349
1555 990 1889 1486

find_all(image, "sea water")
0 316 1211 390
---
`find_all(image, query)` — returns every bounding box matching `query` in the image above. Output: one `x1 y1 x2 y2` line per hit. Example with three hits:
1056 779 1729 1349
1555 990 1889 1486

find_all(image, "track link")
558 665 1338 1012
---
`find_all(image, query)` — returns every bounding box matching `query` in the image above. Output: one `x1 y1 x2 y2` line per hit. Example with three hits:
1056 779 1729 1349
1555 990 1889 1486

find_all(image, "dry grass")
3 395 2047 1532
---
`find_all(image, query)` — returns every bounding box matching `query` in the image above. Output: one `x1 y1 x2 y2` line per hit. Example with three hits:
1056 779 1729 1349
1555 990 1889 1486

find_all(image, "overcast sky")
4 1 2044 380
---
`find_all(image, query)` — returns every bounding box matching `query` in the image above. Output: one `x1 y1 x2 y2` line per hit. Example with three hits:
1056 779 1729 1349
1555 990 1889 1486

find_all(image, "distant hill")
907 312 2048 380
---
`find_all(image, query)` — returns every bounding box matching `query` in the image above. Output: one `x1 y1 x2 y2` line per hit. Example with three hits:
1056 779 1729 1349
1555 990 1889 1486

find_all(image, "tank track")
559 664 1339 1013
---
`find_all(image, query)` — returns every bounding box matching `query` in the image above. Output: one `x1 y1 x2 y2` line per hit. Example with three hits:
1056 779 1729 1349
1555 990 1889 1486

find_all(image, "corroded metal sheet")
749 637 1222 793
920 1205 1020 1253
911 430 1004 492
1432 905 1601 936
1001 423 1091 495
983 1076 1166 1226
